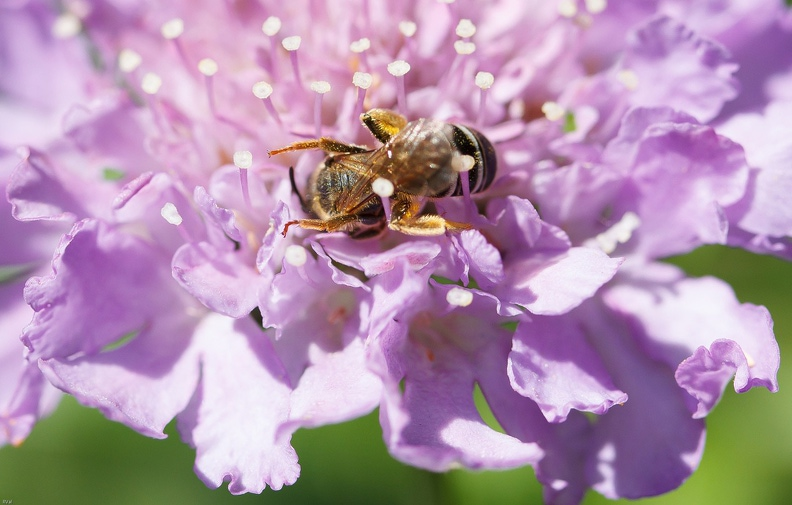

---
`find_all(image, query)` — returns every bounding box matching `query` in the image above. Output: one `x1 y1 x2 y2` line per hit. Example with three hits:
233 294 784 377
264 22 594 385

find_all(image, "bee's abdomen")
445 125 497 197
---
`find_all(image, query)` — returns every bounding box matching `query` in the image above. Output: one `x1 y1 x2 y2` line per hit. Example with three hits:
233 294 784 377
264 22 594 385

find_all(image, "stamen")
453 40 476 55
744 351 757 368
399 20 417 37
617 69 639 90
446 287 474 307
591 211 640 254
198 58 219 115
261 16 282 36
349 38 371 71
541 101 566 121
118 49 142 73
475 71 494 127
558 0 578 18
285 244 308 267
398 20 418 59
585 0 607 14
161 202 183 225
282 36 303 88
252 81 282 125
161 18 192 73
141 72 163 94
233 150 253 209
452 153 475 217
387 60 411 114
372 177 394 223
261 16 282 79
310 80 331 138
455 19 476 39
352 71 373 121
52 12 82 39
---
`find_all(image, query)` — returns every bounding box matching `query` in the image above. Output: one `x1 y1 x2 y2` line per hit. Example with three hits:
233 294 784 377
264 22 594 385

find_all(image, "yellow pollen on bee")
252 81 274 99
310 80 331 94
141 72 163 94
372 177 395 198
118 49 142 73
161 203 183 226
160 18 184 39
233 150 253 169
285 245 308 267
281 36 302 51
446 287 474 307
52 12 82 38
197 58 218 76
617 69 640 90
541 101 566 121
558 0 578 18
261 16 282 37
399 20 417 37
455 19 477 38
387 60 411 77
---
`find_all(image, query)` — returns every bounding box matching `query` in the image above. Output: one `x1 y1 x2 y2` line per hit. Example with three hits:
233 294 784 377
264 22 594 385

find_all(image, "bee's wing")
332 152 384 214
381 120 458 197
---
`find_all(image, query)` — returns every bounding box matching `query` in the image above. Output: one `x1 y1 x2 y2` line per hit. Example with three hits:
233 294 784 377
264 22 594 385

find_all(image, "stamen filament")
233 150 253 209
475 71 494 127
282 36 303 88
252 81 282 125
310 80 331 138
387 60 411 115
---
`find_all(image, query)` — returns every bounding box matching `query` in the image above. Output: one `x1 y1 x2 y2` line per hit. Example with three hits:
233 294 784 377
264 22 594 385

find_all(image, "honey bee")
268 108 497 237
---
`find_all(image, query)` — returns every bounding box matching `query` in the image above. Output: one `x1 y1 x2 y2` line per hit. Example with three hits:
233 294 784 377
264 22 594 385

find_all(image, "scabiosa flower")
3 0 789 503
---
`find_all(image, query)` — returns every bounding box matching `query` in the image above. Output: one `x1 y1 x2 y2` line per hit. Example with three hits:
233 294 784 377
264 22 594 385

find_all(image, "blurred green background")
1 246 790 505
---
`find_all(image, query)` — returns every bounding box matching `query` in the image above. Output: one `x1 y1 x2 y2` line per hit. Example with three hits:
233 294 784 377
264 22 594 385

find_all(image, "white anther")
281 36 301 51
454 40 476 55
455 19 476 38
541 101 566 121
141 73 163 94
437 0 456 4
585 0 607 14
285 245 308 267
558 0 578 17
475 71 495 90
118 49 142 73
261 16 282 36
349 38 371 53
233 151 253 169
387 60 411 77
592 211 641 254
399 20 417 37
52 12 82 38
353 72 373 89
161 202 183 225
252 81 274 99
446 287 473 307
310 80 331 94
160 18 184 39
372 177 395 198
744 351 756 368
197 58 218 76
452 154 476 172
617 69 639 90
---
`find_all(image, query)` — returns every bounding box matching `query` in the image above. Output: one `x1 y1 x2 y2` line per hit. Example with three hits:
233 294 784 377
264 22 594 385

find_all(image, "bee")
268 108 497 237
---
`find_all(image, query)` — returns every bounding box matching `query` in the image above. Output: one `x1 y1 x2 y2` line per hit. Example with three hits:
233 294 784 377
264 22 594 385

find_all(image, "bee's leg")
281 215 362 236
387 194 472 236
361 109 408 144
269 138 368 156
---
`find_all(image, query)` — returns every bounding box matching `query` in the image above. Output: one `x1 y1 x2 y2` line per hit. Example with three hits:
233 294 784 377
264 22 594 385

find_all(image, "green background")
1 246 790 505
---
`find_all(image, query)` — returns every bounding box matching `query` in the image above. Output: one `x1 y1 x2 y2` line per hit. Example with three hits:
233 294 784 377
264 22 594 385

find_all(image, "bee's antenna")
289 166 308 211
